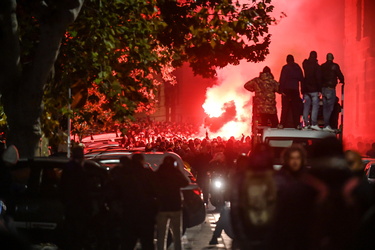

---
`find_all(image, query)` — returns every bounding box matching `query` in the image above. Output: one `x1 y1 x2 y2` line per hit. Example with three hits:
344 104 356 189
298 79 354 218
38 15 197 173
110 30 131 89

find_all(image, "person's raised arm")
244 78 257 92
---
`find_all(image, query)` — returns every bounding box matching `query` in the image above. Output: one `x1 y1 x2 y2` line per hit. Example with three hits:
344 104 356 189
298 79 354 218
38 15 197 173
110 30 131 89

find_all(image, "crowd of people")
118 120 201 149
245 52 344 131
1 129 375 249
219 137 374 249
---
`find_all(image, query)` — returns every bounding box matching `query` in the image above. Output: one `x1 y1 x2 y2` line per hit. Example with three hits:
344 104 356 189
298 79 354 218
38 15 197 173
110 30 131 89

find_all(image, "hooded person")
244 66 280 128
308 137 364 250
279 54 304 128
155 156 189 250
60 146 91 250
231 143 277 250
320 53 344 132
302 51 322 130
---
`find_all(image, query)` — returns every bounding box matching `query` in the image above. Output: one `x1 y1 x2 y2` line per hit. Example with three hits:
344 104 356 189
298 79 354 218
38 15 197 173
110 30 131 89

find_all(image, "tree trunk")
0 0 84 158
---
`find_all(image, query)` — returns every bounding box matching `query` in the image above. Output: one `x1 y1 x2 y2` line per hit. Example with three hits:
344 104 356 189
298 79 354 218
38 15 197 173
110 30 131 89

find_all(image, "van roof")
262 128 336 140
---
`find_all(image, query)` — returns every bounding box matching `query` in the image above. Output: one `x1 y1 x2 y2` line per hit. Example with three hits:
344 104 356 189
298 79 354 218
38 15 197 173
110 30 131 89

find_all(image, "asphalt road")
31 205 233 250
181 210 232 250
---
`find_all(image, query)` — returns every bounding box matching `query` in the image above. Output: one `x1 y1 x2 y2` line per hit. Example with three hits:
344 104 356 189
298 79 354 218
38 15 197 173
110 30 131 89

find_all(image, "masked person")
244 66 280 128
321 53 344 132
279 55 304 128
302 51 322 130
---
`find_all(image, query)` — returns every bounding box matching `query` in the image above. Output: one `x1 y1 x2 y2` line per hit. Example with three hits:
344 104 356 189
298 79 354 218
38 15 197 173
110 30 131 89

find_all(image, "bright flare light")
202 102 224 118
202 65 253 139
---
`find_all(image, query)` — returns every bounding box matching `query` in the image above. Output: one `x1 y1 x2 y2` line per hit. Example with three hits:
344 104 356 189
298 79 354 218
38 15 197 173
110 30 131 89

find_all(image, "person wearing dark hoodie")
107 154 157 250
156 156 189 250
320 53 344 132
244 66 280 128
279 55 304 128
302 51 322 130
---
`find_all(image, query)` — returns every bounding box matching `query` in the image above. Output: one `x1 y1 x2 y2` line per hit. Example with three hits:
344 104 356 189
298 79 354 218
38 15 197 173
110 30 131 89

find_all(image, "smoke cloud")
205 101 237 133
202 0 344 138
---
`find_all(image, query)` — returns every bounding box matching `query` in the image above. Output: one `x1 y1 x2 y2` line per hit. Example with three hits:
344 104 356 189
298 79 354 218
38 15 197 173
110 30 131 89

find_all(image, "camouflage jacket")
244 72 280 115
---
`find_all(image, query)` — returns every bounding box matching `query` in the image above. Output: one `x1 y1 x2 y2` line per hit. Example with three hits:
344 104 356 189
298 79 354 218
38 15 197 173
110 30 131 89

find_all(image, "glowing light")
202 65 253 139
201 0 346 140
214 180 223 189
202 102 224 118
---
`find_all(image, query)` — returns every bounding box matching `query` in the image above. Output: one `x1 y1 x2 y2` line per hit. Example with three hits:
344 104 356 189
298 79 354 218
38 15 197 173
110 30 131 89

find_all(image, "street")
182 209 232 250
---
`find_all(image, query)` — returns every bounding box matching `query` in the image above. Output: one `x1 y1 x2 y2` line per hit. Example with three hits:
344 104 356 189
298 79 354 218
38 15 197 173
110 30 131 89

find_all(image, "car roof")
88 151 190 182
14 157 69 170
81 133 121 143
263 128 336 140
85 146 145 154
86 151 182 161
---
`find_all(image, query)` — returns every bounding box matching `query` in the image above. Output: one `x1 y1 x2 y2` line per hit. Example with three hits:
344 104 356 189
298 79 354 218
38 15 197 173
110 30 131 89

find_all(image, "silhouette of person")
155 156 188 250
116 154 157 250
302 51 322 130
60 146 90 250
321 53 344 132
279 55 304 128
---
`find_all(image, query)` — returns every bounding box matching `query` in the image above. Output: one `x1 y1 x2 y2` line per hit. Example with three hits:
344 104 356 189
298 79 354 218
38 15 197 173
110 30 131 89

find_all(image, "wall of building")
150 64 216 124
344 0 375 153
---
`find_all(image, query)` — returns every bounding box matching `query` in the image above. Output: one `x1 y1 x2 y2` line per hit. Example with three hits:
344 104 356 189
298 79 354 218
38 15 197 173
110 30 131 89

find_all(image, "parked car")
9 157 108 246
81 133 122 149
364 160 375 184
85 151 206 229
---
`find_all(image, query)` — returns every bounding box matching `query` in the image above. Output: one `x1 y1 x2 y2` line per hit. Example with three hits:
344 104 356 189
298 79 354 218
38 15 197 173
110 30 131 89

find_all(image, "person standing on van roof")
244 66 280 128
279 55 304 129
321 53 344 132
302 51 322 131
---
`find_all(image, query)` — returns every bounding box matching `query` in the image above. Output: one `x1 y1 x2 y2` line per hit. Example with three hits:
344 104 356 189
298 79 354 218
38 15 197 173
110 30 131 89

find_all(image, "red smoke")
202 0 344 138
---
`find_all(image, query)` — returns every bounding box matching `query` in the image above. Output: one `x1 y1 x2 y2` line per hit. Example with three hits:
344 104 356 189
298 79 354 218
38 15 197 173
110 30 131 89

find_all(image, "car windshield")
265 137 322 163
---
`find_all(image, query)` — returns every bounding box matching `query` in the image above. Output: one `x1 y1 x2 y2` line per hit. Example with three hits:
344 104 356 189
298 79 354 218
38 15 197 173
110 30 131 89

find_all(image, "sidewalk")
181 208 232 250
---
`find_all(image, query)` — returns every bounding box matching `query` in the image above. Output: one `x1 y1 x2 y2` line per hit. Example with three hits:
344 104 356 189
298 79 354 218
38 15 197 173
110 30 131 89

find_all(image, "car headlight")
214 179 223 189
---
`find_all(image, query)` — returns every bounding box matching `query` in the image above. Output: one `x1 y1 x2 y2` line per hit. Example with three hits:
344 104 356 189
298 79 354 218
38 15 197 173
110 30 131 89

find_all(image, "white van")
261 128 336 169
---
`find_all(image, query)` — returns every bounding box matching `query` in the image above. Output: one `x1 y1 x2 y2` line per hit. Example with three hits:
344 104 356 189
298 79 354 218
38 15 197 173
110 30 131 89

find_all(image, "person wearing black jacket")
302 51 322 130
321 53 344 132
279 55 304 128
61 146 90 250
156 156 189 250
107 154 157 250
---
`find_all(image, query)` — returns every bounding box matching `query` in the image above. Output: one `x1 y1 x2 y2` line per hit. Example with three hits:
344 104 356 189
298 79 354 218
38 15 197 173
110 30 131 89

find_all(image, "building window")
364 0 375 56
356 0 363 41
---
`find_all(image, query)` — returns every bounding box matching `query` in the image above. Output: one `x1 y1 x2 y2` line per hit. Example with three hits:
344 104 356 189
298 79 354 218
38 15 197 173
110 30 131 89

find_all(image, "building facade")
344 0 375 152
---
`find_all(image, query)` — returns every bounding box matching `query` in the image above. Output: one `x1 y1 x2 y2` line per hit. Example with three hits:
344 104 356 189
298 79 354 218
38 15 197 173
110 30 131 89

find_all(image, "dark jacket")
107 162 157 218
61 160 90 215
302 58 321 93
193 152 212 182
0 162 12 204
156 165 189 212
321 61 344 88
279 63 303 92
